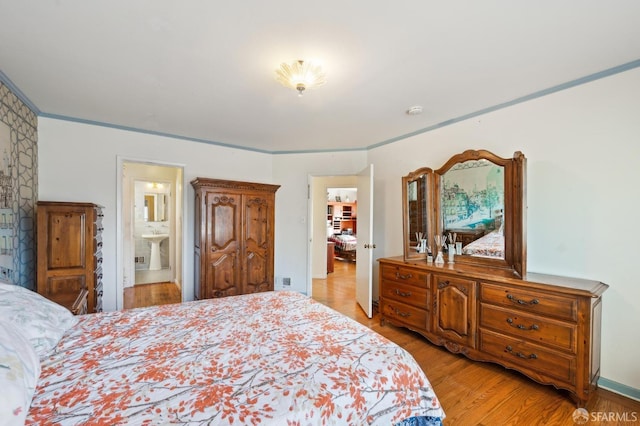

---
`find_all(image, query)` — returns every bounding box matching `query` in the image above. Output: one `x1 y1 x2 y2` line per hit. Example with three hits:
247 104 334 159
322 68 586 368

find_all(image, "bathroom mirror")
402 149 526 277
144 193 168 222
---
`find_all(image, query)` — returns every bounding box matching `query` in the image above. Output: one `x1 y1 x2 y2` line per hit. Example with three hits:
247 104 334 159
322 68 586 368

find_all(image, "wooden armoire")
36 202 104 314
191 178 279 300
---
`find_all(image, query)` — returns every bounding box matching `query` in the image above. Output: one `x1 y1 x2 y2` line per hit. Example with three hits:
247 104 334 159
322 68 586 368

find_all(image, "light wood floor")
314 260 640 426
123 281 181 309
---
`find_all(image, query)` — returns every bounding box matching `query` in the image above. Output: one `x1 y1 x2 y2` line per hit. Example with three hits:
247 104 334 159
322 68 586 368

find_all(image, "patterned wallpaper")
0 82 38 289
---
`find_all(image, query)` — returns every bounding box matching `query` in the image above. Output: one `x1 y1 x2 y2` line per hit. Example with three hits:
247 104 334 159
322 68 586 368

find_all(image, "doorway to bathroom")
117 159 184 309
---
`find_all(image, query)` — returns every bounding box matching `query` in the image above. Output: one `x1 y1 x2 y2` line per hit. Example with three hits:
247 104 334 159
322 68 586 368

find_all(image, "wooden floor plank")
123 281 181 309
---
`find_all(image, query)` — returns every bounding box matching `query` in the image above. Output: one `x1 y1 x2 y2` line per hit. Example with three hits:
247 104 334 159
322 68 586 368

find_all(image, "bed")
1 284 445 425
461 229 504 258
328 234 358 261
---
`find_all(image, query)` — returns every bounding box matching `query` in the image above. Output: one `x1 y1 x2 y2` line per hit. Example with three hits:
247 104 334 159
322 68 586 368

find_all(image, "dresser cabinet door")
433 275 477 349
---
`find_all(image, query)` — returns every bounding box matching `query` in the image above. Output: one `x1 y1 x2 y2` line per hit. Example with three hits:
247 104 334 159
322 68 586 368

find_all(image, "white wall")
37 67 640 394
38 118 273 310
272 152 367 294
368 68 640 393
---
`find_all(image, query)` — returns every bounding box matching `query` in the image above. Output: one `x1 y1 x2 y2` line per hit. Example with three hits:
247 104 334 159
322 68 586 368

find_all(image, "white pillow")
0 283 78 358
0 319 41 426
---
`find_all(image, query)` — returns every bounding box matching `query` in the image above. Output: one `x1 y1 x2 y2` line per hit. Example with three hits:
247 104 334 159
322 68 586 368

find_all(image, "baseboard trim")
598 377 640 402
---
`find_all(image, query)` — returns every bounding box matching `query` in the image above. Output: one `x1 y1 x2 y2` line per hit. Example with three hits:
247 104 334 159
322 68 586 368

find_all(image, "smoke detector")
406 105 423 115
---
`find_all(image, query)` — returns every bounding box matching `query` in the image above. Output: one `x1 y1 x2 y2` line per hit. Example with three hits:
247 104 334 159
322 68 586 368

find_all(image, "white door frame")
115 156 186 310
306 172 374 304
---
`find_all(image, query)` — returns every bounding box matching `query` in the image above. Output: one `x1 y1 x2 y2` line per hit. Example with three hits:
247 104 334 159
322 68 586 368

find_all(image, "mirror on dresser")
402 149 527 277
402 167 434 260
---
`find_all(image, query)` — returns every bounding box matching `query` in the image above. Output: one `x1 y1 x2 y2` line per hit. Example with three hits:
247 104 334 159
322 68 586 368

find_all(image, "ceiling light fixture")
275 60 326 97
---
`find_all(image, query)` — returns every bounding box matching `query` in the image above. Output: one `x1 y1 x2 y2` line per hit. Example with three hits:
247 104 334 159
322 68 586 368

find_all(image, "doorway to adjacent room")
116 158 185 309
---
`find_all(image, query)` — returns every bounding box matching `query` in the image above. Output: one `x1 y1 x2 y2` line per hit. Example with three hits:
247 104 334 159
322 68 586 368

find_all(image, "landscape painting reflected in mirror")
442 159 505 258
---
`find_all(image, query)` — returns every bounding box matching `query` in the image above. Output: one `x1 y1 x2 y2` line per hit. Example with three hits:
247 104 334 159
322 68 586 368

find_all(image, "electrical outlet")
283 277 291 287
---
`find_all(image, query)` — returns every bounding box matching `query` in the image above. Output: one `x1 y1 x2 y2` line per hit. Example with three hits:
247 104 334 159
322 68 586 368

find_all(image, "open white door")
355 164 374 318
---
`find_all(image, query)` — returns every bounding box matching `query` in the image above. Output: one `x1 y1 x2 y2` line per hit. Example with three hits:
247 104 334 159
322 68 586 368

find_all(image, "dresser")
36 202 104 314
191 178 279 300
378 256 607 406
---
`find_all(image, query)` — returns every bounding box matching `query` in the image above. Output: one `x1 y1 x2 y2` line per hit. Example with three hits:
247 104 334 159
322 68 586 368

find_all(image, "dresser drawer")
381 264 429 288
381 299 428 331
480 282 578 322
479 329 575 385
381 280 428 309
479 303 576 353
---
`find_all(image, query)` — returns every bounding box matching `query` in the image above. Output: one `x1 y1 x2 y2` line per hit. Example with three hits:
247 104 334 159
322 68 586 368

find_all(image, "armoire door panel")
208 195 239 250
245 251 268 293
244 197 270 247
47 211 86 269
208 253 240 297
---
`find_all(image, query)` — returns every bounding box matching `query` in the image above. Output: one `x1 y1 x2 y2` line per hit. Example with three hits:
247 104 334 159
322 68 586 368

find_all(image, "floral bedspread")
28 291 444 425
462 230 504 258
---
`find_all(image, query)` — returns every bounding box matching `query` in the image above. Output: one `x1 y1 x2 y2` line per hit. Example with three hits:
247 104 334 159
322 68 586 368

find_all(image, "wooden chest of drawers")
36 202 104 314
378 256 607 406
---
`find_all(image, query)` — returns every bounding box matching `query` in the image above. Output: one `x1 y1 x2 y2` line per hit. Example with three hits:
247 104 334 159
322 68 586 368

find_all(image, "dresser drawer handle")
506 294 539 305
505 345 537 359
395 289 412 297
393 307 411 318
395 272 413 280
506 318 539 331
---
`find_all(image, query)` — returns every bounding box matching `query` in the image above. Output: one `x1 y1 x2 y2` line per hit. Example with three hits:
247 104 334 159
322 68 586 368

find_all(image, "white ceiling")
1 1 639 153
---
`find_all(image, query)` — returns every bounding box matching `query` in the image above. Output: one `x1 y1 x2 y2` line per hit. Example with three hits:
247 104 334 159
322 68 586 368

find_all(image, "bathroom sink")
141 234 169 270
142 234 169 243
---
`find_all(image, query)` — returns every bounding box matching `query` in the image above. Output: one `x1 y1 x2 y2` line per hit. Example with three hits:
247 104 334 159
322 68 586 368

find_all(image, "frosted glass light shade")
275 60 326 96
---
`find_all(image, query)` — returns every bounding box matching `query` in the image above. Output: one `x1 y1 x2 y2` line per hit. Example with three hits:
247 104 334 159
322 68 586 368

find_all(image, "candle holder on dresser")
434 235 444 264
447 233 456 263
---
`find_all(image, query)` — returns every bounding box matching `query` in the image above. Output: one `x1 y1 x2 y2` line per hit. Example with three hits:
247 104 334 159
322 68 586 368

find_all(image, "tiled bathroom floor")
135 268 172 285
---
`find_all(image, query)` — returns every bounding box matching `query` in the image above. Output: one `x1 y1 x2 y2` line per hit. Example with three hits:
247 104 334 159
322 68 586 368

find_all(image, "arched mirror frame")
403 149 527 277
